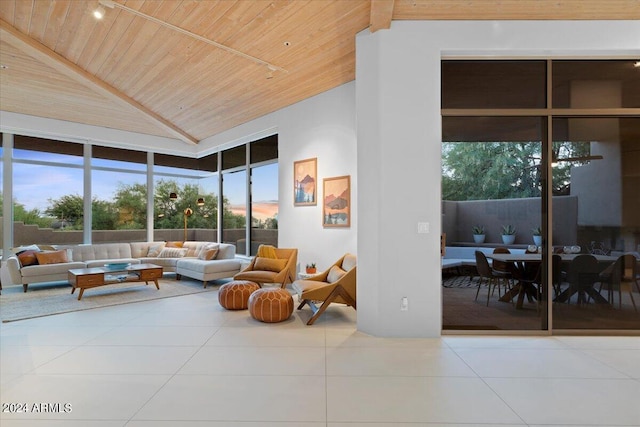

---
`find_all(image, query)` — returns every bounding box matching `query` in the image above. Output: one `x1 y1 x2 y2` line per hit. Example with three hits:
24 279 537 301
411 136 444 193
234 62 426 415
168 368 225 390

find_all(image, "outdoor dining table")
487 253 542 309
486 253 617 309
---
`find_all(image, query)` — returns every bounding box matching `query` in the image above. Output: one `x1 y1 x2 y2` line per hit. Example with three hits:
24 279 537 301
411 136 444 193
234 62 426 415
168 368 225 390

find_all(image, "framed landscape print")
294 157 317 206
323 175 350 227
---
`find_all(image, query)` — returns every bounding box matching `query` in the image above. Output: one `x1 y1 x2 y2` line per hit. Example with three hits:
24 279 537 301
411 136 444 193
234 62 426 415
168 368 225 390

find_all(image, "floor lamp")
183 208 193 241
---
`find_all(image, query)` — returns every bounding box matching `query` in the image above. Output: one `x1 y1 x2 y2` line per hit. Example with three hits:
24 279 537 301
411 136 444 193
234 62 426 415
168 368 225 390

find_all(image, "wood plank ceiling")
1 0 638 146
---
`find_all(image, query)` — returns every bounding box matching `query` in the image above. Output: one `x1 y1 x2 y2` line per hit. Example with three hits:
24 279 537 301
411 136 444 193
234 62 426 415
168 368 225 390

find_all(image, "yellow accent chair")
233 245 298 288
292 253 357 325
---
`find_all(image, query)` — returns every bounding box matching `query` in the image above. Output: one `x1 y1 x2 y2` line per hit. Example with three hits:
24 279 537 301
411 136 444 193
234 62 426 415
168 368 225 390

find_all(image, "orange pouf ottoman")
218 280 260 310
248 288 294 323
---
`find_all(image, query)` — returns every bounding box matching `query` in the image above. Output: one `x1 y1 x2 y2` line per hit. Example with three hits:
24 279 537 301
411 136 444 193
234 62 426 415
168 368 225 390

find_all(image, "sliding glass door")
441 59 640 333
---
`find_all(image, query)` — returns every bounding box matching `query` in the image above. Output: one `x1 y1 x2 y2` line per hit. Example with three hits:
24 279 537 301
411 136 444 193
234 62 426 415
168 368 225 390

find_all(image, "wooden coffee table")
68 263 163 300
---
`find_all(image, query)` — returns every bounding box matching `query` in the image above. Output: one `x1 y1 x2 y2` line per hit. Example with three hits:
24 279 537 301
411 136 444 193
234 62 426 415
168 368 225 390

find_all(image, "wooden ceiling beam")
0 19 199 145
370 0 395 32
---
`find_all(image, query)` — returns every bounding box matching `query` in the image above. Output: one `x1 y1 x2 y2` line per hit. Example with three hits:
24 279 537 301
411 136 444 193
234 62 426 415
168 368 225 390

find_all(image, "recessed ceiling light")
93 5 106 19
634 61 640 68
0 65 8 70
283 41 291 46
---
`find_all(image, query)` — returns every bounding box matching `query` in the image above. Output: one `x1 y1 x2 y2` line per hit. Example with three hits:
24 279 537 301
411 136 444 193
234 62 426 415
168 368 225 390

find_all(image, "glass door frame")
441 57 640 335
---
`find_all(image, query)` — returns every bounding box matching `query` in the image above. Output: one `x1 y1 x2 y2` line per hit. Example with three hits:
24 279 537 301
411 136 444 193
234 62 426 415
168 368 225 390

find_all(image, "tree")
442 141 592 201
114 183 147 229
45 194 84 226
92 199 118 230
0 194 53 228
153 180 220 230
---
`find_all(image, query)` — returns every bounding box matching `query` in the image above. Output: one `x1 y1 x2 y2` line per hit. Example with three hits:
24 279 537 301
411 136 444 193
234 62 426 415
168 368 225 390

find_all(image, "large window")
154 153 218 242
91 146 148 243
1 134 277 251
441 59 640 333
12 137 84 246
221 136 278 256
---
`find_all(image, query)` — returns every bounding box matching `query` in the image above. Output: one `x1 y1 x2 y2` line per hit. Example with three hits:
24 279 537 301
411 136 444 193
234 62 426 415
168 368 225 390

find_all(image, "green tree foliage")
0 194 54 228
154 180 219 230
92 199 118 230
114 183 147 229
442 141 591 201
45 194 84 226
11 180 247 232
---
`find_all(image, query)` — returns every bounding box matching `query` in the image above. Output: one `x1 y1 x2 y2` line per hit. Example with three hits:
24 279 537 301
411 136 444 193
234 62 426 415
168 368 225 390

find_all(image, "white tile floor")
1 288 639 427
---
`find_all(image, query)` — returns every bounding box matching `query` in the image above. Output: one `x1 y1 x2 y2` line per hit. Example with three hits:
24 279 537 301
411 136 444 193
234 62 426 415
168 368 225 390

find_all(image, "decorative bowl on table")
103 262 131 271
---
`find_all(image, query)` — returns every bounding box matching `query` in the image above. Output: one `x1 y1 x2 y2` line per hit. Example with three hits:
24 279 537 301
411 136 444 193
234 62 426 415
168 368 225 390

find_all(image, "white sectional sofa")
6 241 241 292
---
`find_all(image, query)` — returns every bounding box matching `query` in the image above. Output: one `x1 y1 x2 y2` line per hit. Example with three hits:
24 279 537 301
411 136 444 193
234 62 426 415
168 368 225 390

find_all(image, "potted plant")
305 263 316 274
501 225 517 245
532 227 542 246
472 225 485 244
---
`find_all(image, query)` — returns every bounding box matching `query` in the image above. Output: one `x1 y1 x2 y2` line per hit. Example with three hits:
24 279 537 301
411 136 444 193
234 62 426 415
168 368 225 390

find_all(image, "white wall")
201 83 358 272
355 20 640 337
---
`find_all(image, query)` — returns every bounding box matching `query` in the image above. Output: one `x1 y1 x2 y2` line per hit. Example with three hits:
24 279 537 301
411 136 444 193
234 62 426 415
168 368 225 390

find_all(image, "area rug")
0 277 225 323
442 275 480 288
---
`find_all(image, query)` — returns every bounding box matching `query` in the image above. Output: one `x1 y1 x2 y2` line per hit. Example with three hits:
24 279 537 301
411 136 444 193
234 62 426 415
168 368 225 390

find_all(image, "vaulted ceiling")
1 0 638 146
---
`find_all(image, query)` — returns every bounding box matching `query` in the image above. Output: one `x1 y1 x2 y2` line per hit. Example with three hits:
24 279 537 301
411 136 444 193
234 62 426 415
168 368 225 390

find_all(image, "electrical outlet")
401 297 409 311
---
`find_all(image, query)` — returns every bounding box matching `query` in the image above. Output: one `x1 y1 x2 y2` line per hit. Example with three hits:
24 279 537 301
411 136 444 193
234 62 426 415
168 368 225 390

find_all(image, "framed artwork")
293 157 317 206
323 175 350 227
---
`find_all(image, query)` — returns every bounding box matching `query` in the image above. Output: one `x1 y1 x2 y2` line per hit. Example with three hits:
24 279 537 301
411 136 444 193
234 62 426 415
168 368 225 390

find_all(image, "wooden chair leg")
304 285 356 325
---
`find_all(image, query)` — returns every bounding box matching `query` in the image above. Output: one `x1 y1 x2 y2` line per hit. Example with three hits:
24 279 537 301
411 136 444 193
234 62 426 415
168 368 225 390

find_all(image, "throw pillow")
37 244 57 251
165 241 184 248
327 265 347 283
256 245 278 259
17 250 40 267
158 247 188 258
184 244 199 257
254 257 287 273
146 243 166 257
198 243 219 260
35 249 69 265
13 244 41 256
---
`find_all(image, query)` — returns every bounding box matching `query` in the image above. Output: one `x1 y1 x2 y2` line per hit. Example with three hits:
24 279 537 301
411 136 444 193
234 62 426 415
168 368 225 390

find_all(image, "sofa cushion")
176 258 242 274
158 247 188 258
146 243 166 257
35 249 69 265
72 243 132 262
327 265 347 283
182 242 203 257
12 244 41 255
165 241 184 248
18 250 40 267
198 243 219 260
20 261 86 278
216 244 236 260
254 257 287 272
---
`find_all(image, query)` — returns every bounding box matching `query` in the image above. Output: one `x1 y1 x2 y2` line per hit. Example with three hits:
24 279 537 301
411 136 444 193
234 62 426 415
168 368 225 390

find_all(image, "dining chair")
566 254 600 306
551 254 565 299
597 254 638 312
519 262 543 313
474 251 511 306
492 247 515 288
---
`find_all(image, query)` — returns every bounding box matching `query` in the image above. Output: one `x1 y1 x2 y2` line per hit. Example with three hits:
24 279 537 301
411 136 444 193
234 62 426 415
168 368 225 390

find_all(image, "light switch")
417 222 430 234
